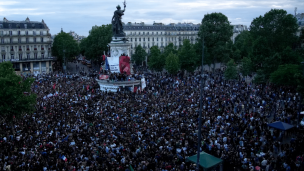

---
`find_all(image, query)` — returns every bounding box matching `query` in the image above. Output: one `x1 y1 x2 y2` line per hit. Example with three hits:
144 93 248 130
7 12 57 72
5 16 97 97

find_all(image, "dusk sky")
1 0 303 36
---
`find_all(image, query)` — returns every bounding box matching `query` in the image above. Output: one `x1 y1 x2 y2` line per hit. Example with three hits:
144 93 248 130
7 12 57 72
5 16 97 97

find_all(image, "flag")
53 83 56 90
60 155 67 162
116 114 119 120
129 165 134 171
133 86 138 93
86 85 89 91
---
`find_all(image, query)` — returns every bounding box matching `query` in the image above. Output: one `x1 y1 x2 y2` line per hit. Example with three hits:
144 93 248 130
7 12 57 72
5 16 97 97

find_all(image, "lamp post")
298 62 304 127
196 36 204 171
63 49 66 73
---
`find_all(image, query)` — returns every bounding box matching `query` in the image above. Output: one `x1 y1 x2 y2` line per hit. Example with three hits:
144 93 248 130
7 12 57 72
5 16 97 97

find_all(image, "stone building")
0 17 54 75
124 22 200 55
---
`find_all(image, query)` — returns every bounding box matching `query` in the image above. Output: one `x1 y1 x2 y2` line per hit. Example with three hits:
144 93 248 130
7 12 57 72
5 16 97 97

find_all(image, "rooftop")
0 17 49 29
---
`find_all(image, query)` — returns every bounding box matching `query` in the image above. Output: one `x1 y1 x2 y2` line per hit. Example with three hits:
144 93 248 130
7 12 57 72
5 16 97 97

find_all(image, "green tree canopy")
131 45 147 65
80 24 112 60
148 46 164 72
198 12 233 70
165 52 180 75
178 39 197 72
240 57 253 77
0 62 36 122
249 9 300 81
224 59 238 80
52 31 79 63
270 64 300 86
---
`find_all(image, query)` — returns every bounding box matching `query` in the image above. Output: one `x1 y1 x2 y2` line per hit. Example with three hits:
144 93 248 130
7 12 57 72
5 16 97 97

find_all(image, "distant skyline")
1 0 303 36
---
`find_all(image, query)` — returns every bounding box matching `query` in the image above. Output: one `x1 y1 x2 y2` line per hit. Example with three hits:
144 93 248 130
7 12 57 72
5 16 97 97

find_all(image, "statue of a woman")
112 3 126 37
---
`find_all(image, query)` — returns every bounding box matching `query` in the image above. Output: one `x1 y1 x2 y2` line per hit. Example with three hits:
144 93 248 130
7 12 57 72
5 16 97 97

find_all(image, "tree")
240 57 253 77
165 52 180 75
0 62 36 123
52 31 79 64
224 59 238 80
131 45 147 65
234 31 253 59
198 12 233 71
80 24 112 60
249 9 300 81
148 46 164 72
270 64 300 86
178 39 197 72
79 37 88 56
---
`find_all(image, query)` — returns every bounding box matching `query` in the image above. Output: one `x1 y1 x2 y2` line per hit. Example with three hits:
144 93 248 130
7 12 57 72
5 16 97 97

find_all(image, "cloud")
0 0 303 36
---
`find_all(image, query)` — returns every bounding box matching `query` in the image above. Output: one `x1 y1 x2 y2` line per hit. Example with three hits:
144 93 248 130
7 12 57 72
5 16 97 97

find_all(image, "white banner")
99 84 119 92
107 57 120 73
141 77 146 90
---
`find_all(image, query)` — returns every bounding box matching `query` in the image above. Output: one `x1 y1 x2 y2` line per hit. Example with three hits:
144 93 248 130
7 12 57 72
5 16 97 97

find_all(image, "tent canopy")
267 121 294 131
186 152 223 169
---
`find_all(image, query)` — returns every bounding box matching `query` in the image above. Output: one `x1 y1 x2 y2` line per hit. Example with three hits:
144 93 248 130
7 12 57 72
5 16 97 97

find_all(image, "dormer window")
24 24 27 29
9 24 12 28
32 24 35 28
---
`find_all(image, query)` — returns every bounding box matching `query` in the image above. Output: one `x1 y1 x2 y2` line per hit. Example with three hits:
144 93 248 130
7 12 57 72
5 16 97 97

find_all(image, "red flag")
133 86 138 93
86 85 89 91
53 83 56 90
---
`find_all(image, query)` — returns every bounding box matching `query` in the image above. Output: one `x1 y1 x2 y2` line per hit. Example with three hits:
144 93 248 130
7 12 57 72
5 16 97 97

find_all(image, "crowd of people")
0 69 304 171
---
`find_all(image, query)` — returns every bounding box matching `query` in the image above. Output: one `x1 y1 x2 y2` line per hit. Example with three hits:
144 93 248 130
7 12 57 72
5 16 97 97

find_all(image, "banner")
99 75 109 80
99 84 119 92
107 57 120 73
141 77 146 90
119 56 131 75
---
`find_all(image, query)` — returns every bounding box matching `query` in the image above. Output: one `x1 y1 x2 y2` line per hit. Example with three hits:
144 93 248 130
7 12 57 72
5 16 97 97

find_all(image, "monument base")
108 37 133 74
96 79 140 92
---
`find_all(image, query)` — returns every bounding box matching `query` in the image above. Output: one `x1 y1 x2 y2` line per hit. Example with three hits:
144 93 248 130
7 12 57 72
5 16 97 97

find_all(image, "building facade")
0 17 54 75
124 22 248 55
69 31 86 44
124 22 200 55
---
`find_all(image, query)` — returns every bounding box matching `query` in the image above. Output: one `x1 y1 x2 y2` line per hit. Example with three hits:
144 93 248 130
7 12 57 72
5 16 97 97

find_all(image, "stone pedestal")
108 37 133 74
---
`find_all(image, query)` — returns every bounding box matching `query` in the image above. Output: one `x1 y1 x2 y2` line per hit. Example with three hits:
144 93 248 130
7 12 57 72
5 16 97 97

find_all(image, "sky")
1 0 303 36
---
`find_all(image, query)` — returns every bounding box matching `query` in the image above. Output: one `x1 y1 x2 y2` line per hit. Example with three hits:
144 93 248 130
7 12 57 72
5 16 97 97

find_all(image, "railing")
0 57 57 63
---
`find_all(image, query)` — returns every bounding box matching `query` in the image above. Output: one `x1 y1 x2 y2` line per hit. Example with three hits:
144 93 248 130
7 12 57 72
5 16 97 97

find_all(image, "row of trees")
133 9 304 86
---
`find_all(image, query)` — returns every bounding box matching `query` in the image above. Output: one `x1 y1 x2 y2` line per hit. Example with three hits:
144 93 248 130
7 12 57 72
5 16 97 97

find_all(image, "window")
139 32 140 35
10 38 12 43
18 31 20 35
0 24 3 29
26 31 28 35
0 31 3 36
9 31 12 36
40 31 43 36
26 45 29 50
19 54 22 60
135 38 137 41
147 32 149 35
143 38 145 41
0 39 3 44
34 45 37 50
139 38 141 41
41 53 44 58
131 38 132 42
11 54 14 59
34 38 36 43
11 46 13 51
33 31 36 36
9 24 12 29
18 38 21 43
41 38 43 42
26 54 30 59
148 38 150 41
19 46 21 51
26 38 29 43
24 24 27 29
156 32 158 35
157 38 158 41
23 63 30 71
34 53 37 59
1 54 5 60
152 38 154 41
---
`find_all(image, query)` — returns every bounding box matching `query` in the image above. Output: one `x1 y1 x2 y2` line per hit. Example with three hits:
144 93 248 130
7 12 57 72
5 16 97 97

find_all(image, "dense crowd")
0 69 304 171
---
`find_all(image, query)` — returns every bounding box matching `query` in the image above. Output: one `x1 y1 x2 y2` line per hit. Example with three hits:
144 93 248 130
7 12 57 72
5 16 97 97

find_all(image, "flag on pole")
60 155 67 162
129 165 134 171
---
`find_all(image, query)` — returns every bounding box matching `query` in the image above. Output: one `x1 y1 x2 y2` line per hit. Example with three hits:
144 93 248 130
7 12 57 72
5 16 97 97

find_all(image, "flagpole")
196 36 204 171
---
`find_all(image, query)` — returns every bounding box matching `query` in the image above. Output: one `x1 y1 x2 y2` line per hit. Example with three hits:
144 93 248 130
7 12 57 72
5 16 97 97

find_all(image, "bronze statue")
112 1 126 37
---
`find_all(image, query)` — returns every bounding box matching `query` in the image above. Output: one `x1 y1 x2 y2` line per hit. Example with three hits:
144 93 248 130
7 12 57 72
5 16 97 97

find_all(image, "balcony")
10 49 14 52
19 49 22 51
34 48 37 51
0 57 57 63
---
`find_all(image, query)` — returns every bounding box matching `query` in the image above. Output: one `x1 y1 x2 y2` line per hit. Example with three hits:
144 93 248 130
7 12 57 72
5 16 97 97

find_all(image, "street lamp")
298 62 304 127
63 49 66 73
196 36 205 171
